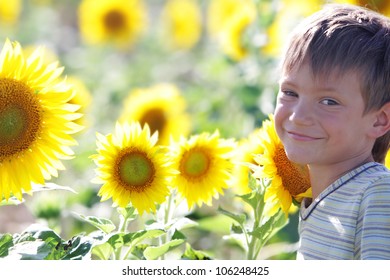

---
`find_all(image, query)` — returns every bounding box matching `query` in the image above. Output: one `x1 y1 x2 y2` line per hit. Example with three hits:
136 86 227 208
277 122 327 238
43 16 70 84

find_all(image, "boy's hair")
282 4 390 163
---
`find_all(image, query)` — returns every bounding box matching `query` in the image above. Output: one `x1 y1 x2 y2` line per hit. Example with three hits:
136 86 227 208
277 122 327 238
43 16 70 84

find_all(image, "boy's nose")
289 101 314 126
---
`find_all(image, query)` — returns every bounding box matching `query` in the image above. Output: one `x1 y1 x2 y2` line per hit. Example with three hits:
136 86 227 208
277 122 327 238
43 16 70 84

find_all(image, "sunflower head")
219 6 256 61
119 83 191 145
253 115 311 216
231 128 265 195
161 0 202 50
78 0 148 48
91 122 176 214
0 0 21 26
0 39 82 201
169 131 236 209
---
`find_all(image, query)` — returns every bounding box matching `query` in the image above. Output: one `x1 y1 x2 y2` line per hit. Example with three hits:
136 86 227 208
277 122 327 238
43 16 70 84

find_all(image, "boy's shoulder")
341 162 390 195
357 163 390 199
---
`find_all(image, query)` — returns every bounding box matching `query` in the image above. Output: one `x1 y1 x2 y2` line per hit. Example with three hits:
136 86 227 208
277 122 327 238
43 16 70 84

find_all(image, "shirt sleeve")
358 178 390 260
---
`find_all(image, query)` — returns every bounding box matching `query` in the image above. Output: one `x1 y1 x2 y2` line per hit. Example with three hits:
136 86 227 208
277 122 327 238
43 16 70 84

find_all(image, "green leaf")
7 240 52 260
132 244 149 260
218 207 246 225
61 236 93 260
249 210 288 244
117 206 137 221
197 214 235 235
19 224 61 243
126 229 165 247
143 239 185 260
181 243 212 260
75 214 116 234
0 234 13 257
231 224 243 234
172 230 186 240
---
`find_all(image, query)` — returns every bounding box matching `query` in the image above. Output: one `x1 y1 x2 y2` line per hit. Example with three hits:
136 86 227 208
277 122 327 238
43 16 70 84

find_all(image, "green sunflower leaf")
60 235 93 260
218 207 246 226
0 233 14 258
143 239 185 260
75 214 116 234
249 210 288 244
181 243 212 260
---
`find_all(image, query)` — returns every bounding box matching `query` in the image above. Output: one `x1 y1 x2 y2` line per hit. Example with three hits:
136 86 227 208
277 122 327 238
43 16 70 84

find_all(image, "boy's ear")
371 102 390 137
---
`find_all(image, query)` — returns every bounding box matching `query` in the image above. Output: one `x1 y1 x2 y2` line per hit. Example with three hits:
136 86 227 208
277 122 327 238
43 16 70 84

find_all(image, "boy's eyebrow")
279 78 340 93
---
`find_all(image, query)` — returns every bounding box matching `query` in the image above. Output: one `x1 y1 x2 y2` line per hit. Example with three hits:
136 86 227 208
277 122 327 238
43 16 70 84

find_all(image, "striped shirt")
297 162 390 260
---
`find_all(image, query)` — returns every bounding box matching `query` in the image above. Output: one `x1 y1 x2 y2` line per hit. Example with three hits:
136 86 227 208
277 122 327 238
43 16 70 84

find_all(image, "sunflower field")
1 0 390 261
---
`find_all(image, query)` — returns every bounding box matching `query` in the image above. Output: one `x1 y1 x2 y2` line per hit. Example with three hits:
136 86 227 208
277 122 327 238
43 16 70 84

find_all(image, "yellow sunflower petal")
0 40 82 201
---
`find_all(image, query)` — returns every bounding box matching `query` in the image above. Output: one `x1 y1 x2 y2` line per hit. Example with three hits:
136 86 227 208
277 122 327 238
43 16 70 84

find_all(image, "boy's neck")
308 156 374 199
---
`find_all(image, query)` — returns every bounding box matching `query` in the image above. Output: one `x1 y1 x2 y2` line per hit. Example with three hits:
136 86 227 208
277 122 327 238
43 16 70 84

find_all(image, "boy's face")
275 62 376 169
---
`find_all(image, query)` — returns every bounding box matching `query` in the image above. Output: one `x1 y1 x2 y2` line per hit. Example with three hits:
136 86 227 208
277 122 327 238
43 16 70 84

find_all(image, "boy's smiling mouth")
287 130 322 141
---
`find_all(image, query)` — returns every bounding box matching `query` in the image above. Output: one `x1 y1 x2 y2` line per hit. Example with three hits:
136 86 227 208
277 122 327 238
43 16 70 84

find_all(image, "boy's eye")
320 98 339 106
280 90 298 98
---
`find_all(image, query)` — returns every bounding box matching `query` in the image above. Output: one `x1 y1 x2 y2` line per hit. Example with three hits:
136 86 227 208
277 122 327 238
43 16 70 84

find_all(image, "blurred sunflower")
119 83 190 145
262 0 322 57
219 6 256 61
231 128 265 195
169 131 236 208
342 0 390 16
66 76 92 128
161 0 202 50
385 150 390 169
0 0 21 26
0 39 82 201
207 0 254 37
91 122 176 214
253 115 311 216
78 0 148 48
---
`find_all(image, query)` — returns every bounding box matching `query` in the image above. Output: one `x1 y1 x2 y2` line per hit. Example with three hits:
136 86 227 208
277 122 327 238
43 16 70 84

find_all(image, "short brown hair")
281 4 390 163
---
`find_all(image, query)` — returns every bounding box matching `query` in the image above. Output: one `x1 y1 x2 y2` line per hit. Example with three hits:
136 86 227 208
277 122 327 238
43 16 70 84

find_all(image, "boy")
274 4 390 259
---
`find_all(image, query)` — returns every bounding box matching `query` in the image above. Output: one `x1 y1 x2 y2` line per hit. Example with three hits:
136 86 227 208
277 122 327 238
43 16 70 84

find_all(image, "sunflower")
342 0 390 16
219 7 256 61
91 122 176 214
169 131 236 209
385 150 390 169
0 0 21 25
119 83 190 145
207 0 255 37
262 0 322 57
78 0 148 48
0 39 82 201
161 0 202 50
66 76 92 128
231 128 265 195
253 115 311 216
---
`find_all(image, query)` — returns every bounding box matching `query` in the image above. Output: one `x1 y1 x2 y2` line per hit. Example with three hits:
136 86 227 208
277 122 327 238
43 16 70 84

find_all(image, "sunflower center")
358 0 387 13
117 149 155 190
104 10 126 32
0 78 41 160
181 149 210 178
140 108 166 135
274 145 310 196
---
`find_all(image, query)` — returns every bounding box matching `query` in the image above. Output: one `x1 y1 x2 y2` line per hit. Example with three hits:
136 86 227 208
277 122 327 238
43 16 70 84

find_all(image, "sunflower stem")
247 181 266 260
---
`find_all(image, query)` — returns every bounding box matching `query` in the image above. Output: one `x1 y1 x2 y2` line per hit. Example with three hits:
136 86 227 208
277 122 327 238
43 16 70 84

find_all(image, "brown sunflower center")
104 10 126 32
0 78 42 161
180 149 210 178
274 145 310 196
358 0 388 13
140 108 166 136
116 149 155 191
